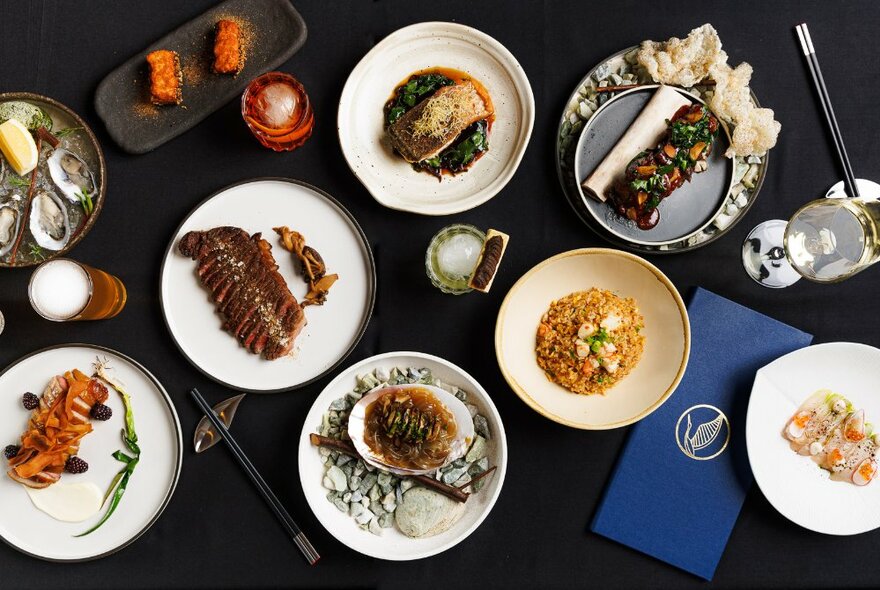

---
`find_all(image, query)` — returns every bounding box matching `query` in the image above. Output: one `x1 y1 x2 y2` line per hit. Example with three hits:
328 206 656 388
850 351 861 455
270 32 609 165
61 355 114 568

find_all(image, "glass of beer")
28 259 127 321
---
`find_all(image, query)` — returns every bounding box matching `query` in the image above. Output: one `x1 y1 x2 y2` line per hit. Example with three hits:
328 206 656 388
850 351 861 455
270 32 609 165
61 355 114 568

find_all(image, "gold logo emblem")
675 404 730 461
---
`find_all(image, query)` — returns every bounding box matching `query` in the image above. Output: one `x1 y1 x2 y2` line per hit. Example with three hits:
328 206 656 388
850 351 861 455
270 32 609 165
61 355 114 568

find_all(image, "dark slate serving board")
94 0 307 154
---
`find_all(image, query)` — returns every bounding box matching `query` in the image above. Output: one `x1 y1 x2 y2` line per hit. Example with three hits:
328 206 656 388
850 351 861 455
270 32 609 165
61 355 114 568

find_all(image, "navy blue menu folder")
591 288 813 580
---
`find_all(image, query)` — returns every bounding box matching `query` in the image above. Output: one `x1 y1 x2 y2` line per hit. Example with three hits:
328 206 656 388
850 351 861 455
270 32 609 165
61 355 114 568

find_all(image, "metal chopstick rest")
189 388 320 565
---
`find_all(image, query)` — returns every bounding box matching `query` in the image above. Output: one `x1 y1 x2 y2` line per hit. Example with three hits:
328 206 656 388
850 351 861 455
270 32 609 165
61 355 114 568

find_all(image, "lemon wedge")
0 118 39 176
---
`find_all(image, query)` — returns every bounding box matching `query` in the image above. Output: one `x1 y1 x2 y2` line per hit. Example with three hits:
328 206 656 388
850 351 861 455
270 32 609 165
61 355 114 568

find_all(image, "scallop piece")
47 148 95 203
786 411 811 439
0 202 21 257
852 458 877 486
348 384 475 476
844 410 866 442
29 191 70 251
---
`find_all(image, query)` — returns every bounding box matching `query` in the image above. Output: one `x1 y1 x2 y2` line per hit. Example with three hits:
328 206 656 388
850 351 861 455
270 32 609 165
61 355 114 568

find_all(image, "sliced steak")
178 226 306 360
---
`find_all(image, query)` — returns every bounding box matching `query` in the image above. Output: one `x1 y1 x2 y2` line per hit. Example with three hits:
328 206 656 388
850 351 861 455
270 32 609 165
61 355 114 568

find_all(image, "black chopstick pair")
795 23 860 199
190 388 320 566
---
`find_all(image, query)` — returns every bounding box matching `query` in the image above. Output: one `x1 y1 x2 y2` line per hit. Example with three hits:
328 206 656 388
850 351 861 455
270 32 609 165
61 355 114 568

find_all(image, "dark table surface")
2 1 879 588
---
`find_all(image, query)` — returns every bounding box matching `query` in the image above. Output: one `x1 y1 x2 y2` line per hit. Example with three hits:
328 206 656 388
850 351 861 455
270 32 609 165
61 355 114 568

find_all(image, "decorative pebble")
348 475 362 492
350 502 365 518
359 472 378 496
473 415 490 439
369 517 383 536
326 465 347 492
355 508 374 525
374 367 390 382
466 435 488 462
329 398 349 411
378 513 394 528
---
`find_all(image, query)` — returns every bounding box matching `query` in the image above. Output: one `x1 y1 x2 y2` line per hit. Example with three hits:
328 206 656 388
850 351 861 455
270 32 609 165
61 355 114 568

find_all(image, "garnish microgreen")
77 187 94 216
7 174 30 190
27 244 46 261
54 126 83 138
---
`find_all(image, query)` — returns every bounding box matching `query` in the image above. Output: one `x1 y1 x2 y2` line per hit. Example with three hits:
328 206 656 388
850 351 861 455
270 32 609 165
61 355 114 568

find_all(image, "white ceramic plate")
495 248 690 429
0 344 182 561
338 21 535 215
297 352 507 560
746 342 880 535
160 178 375 393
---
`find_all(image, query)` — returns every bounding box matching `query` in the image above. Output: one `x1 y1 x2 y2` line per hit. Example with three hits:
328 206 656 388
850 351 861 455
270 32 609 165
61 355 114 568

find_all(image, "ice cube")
255 82 299 129
436 233 482 278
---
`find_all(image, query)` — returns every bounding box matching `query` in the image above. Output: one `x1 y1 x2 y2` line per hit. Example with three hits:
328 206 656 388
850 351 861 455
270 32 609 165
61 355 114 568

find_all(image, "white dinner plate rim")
159 177 377 394
746 341 880 535
297 350 508 560
337 20 535 215
0 343 183 562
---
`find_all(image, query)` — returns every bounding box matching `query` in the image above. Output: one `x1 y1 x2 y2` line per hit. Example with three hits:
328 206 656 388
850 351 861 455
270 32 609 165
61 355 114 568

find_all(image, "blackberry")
21 392 39 411
65 456 89 474
90 403 112 421
4 444 19 460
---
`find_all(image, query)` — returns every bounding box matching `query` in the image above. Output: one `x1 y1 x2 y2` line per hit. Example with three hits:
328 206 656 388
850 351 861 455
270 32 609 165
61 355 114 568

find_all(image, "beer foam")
30 260 91 320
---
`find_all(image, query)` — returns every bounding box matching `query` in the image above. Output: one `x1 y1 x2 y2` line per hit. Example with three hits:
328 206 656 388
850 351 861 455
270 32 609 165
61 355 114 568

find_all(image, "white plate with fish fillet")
160 178 376 393
0 344 182 561
338 21 534 215
297 351 507 560
746 342 880 535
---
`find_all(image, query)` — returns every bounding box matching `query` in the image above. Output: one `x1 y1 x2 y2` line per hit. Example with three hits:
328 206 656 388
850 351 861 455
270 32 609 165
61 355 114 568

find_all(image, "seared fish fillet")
388 81 492 163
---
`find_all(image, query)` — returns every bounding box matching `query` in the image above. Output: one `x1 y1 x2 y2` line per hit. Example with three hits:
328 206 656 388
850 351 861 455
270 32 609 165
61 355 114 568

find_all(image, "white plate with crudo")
160 178 376 393
0 344 182 561
746 342 880 535
297 351 507 560
338 21 535 215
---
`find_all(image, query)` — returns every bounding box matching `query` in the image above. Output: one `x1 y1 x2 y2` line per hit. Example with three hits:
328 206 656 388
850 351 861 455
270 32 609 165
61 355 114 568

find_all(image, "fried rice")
536 288 645 395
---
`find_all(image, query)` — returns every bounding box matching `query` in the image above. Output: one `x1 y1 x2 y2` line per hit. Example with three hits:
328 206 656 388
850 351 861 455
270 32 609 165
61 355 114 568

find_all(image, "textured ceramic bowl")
338 22 534 215
495 248 690 429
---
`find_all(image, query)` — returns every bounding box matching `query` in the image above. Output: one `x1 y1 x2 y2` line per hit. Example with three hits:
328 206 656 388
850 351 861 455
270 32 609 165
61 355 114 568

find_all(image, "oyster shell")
29 191 70 251
47 148 95 203
0 201 21 257
348 384 475 476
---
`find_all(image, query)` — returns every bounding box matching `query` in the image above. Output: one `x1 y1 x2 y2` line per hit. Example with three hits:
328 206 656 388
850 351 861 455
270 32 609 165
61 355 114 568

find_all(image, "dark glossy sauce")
610 104 719 229
363 387 457 471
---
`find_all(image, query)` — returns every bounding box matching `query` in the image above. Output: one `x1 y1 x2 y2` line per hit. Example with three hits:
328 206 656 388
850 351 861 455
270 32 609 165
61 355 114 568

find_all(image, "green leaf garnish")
7 174 30 190
54 126 83 138
77 359 141 537
77 187 94 216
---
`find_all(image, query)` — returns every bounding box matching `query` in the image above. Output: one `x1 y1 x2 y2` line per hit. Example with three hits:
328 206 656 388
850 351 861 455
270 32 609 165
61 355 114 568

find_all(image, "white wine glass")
742 180 880 287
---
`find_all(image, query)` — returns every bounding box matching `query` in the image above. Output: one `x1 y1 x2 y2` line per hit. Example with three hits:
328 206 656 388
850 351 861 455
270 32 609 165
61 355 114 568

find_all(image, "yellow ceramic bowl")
495 248 690 429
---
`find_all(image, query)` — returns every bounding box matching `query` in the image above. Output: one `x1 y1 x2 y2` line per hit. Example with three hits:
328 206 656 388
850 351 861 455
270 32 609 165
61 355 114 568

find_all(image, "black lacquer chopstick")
795 22 860 199
190 388 320 565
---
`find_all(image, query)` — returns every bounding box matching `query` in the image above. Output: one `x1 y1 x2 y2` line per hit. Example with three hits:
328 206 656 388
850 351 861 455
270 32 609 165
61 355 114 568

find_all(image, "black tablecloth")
2 1 879 588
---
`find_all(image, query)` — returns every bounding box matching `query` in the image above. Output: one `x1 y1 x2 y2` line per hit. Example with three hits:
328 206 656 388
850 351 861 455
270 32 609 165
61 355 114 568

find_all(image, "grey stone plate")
574 86 733 246
94 0 307 154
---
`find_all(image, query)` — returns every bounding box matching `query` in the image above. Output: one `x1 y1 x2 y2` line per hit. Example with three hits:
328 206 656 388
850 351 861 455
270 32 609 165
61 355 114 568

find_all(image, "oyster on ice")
0 201 21 257
47 148 95 203
29 191 70 251
347 384 475 475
